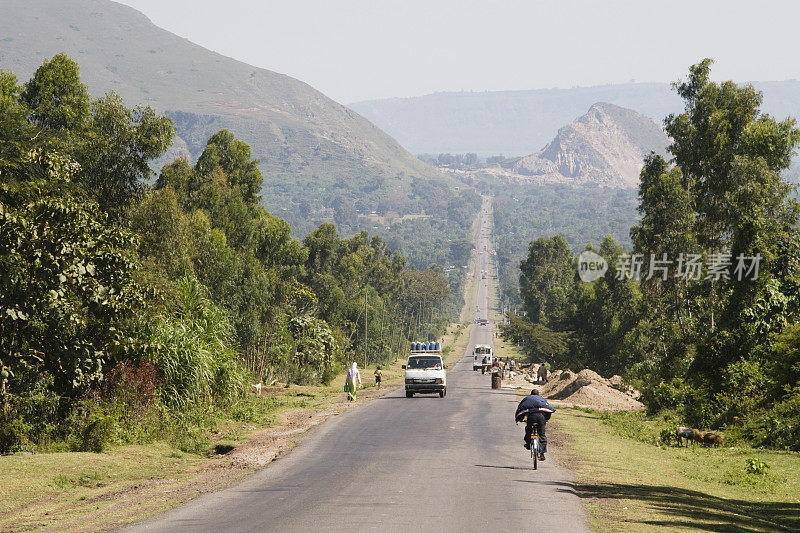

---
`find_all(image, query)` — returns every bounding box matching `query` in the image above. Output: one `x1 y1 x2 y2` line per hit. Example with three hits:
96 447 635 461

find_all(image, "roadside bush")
639 378 689 416
0 417 25 454
713 359 769 425
751 390 800 451
104 359 160 417
148 277 248 410
63 399 120 453
721 388 800 450
170 424 212 455
1 376 68 452
683 389 719 430
658 428 680 447
77 411 117 453
745 458 770 475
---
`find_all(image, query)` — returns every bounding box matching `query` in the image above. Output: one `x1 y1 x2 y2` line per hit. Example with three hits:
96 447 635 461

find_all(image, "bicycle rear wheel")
531 437 539 470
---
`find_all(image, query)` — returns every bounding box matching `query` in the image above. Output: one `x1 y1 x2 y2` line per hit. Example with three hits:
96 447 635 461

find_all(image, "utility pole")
419 301 423 340
364 292 368 368
379 301 385 358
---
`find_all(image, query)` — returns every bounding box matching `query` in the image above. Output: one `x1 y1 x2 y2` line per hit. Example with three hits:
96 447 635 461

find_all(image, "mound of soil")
534 367 644 411
538 369 573 397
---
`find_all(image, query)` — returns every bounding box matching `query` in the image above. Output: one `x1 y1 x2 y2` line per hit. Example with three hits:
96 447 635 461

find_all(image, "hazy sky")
119 0 800 104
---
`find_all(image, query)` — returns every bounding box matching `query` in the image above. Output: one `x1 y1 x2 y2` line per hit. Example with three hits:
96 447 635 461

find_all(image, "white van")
403 353 446 398
472 344 493 371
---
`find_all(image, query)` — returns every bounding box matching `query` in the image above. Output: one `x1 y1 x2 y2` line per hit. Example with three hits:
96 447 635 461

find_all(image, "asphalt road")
127 201 590 533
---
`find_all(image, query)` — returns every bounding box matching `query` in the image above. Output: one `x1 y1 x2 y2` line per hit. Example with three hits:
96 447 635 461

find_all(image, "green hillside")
0 0 453 234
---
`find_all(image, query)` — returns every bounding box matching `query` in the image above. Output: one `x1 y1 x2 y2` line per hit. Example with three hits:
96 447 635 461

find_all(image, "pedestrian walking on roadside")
537 363 548 384
374 366 382 389
345 362 362 401
481 356 488 374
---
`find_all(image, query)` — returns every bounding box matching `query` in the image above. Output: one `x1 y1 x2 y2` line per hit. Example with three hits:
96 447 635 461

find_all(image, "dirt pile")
530 367 644 411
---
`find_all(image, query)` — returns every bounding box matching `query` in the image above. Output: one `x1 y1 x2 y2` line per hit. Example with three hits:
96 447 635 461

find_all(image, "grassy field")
554 407 800 532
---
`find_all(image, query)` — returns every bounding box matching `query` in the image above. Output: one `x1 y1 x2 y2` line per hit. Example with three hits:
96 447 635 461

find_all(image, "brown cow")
702 432 724 447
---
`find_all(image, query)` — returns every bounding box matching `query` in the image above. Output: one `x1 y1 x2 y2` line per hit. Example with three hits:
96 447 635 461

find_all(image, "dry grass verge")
553 407 800 532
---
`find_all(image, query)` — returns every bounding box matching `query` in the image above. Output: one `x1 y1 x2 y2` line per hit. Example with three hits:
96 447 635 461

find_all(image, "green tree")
662 59 800 380
193 129 262 204
76 92 174 218
1 154 143 397
0 71 35 179
519 236 575 327
500 313 569 364
22 53 90 131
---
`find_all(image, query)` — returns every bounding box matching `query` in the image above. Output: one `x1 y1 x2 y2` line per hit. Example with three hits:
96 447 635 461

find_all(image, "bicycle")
530 428 541 470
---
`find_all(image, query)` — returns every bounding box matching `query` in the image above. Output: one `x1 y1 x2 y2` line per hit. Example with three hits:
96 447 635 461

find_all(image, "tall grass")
149 277 247 411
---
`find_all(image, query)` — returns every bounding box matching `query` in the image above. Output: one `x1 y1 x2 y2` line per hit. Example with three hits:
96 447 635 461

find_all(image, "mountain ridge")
0 0 450 232
350 81 800 156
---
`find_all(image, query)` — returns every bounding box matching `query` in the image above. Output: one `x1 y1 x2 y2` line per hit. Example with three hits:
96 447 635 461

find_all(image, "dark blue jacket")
515 394 555 423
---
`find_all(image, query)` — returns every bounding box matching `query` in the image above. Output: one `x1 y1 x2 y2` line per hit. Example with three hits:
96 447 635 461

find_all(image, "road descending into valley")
127 199 590 533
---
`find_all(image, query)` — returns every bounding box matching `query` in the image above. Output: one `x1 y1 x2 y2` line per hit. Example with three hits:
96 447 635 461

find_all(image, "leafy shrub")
713 359 769 424
1 376 68 451
0 417 26 454
659 427 680 447
63 400 120 452
77 412 117 453
683 390 719 430
748 389 800 451
744 458 770 475
170 422 212 455
639 378 689 416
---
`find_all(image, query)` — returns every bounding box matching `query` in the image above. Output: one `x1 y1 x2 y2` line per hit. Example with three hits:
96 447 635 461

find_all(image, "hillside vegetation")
0 54 454 455
502 60 800 451
0 0 465 243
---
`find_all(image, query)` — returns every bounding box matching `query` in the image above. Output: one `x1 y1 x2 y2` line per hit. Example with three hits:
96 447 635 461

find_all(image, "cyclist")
515 389 555 460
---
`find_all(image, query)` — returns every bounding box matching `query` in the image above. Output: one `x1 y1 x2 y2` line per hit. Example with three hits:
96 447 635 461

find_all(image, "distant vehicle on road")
472 344 493 371
404 349 446 398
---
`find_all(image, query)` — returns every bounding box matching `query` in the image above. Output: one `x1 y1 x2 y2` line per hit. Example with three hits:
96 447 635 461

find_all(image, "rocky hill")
0 0 450 233
512 103 669 188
